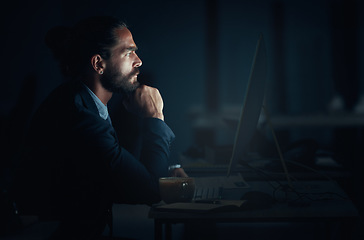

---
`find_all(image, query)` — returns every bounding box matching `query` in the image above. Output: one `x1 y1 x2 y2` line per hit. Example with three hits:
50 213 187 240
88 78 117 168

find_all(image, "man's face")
100 27 142 94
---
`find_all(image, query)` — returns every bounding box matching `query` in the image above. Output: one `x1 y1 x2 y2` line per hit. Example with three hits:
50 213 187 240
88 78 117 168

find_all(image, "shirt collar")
82 83 109 120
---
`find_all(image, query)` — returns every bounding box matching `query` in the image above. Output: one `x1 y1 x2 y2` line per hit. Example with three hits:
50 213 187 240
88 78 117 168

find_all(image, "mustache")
132 68 140 76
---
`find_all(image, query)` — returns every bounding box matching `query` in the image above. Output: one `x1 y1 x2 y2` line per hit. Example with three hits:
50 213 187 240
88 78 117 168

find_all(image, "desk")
149 181 360 240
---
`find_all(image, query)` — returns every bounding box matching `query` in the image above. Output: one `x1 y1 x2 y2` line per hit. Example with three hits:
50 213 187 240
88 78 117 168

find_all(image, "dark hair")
45 16 127 77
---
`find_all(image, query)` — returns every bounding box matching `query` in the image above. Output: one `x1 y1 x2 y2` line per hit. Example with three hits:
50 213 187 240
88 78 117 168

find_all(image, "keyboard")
194 186 223 200
193 174 249 200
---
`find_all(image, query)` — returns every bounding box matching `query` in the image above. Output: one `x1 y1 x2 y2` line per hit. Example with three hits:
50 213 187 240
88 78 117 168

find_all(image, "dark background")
1 0 363 238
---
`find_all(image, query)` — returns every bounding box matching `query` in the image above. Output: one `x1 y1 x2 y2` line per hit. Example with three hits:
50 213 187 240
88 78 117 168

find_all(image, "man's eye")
126 51 134 56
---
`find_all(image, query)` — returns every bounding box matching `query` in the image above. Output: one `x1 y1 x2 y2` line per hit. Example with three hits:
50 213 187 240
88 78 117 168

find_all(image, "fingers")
169 168 189 177
123 85 164 121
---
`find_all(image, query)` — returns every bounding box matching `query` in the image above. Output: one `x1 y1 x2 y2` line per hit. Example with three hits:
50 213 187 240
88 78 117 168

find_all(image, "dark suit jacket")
12 80 175 239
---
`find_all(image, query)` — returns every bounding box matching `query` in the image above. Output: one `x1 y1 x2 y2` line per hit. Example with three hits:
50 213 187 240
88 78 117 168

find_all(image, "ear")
90 54 105 75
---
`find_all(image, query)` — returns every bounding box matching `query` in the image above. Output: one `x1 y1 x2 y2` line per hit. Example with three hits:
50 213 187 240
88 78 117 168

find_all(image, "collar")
82 83 109 120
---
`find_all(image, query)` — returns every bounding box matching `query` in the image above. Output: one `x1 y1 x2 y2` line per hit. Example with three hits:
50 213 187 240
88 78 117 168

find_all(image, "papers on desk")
155 200 247 213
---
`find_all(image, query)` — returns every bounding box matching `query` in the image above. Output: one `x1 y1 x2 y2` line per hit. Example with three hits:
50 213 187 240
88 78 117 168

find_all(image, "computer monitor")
227 34 267 176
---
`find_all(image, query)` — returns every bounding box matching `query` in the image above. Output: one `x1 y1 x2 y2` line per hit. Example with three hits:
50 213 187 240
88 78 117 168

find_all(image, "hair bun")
44 26 72 61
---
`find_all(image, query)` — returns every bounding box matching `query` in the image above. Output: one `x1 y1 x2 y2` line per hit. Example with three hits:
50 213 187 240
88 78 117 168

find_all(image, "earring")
100 70 103 75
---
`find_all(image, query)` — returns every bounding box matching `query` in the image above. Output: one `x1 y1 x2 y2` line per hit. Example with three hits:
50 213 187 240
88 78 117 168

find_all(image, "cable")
240 161 295 202
285 159 335 182
241 161 284 188
242 161 348 203
262 105 293 187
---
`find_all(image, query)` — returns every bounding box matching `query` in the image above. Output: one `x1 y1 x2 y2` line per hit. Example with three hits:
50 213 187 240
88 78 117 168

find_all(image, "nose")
134 54 142 68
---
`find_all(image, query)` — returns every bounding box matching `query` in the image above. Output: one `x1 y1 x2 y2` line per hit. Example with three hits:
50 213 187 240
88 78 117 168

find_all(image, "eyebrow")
125 46 138 52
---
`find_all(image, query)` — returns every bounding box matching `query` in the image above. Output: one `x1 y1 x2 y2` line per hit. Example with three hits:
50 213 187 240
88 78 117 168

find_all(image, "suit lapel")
73 80 119 143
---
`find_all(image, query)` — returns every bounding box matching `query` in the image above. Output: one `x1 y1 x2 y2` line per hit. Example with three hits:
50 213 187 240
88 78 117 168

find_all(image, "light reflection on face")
101 27 142 94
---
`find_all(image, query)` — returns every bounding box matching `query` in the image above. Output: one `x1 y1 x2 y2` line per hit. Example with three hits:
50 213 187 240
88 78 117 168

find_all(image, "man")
12 16 187 239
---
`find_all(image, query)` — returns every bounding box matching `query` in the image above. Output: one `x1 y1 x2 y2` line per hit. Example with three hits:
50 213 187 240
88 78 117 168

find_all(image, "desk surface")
149 180 359 222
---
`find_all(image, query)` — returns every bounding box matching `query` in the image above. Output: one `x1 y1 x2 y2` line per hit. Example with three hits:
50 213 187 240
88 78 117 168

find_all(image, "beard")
100 68 140 94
